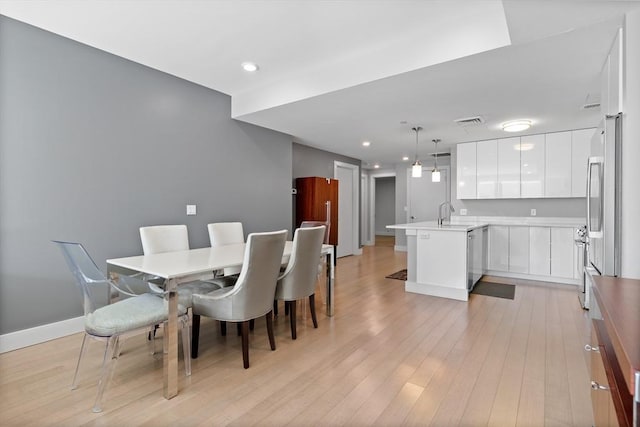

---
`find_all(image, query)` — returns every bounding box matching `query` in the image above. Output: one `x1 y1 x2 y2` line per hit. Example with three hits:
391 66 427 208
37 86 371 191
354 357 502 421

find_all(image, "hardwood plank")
0 245 593 427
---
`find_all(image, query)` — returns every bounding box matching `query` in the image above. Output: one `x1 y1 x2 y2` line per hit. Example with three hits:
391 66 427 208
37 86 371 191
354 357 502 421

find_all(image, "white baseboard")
394 245 407 252
405 280 469 301
0 316 84 354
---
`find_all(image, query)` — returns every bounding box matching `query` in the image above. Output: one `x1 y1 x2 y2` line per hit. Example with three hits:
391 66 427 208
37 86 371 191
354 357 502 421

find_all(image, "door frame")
334 161 362 256
367 171 396 246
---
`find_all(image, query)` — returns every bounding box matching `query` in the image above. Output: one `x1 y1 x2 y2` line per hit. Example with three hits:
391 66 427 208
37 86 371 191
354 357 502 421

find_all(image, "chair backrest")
52 240 109 316
276 226 326 301
140 225 189 255
208 222 244 275
224 230 287 320
300 221 330 245
207 222 244 247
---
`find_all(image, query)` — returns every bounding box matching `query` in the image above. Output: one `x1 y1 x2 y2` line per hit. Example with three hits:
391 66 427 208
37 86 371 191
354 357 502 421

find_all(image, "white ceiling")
1 0 639 169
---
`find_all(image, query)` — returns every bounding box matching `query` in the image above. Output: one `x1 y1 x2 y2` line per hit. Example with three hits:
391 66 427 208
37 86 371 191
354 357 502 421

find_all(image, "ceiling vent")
430 152 450 157
582 102 601 110
454 116 485 126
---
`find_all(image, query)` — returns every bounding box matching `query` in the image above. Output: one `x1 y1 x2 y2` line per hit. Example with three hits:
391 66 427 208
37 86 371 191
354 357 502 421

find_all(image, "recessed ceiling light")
241 62 259 72
502 120 532 132
374 164 380 169
402 156 410 161
362 141 371 147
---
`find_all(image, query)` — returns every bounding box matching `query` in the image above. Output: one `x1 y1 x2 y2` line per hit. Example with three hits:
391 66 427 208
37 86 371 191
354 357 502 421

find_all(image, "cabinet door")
456 142 477 199
521 134 545 198
551 227 574 278
509 226 529 273
529 227 550 275
476 140 497 199
545 131 572 197
497 137 521 198
571 128 594 197
489 226 509 271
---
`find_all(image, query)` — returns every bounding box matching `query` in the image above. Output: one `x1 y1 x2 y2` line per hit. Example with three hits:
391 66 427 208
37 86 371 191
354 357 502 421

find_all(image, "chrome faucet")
437 201 455 226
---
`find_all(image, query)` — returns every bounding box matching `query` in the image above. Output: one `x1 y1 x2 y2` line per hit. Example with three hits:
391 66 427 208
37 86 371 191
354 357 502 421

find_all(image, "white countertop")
387 221 488 232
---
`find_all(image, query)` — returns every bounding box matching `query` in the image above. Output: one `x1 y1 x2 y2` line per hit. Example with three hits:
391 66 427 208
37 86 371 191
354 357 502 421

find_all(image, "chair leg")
249 319 255 331
220 320 227 336
191 314 200 359
285 301 290 316
71 333 89 390
237 323 242 336
309 294 318 328
180 316 192 376
273 300 278 316
241 321 250 369
289 301 297 340
266 311 276 351
93 336 120 413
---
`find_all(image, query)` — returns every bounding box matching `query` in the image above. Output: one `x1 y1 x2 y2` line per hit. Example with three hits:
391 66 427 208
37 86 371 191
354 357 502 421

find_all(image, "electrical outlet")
460 209 468 216
186 204 197 216
530 208 536 216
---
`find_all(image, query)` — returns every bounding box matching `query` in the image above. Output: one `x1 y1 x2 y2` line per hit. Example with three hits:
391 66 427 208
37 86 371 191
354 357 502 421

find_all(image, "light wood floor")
0 245 594 426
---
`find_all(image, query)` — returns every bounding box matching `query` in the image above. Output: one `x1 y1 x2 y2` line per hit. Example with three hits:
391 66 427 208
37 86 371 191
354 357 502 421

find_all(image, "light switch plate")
530 208 536 216
186 204 197 216
460 209 468 215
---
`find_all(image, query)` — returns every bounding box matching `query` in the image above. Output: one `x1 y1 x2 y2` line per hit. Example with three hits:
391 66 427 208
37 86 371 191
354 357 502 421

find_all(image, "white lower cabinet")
508 226 529 273
489 225 509 271
487 224 578 283
529 227 551 275
551 227 574 278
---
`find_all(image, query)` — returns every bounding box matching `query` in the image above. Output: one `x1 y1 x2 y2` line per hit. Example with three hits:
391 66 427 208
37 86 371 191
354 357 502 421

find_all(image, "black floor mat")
385 269 407 281
471 281 515 300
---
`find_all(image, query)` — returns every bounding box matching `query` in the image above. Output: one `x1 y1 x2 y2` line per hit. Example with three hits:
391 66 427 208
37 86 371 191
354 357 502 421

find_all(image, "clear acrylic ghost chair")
52 240 191 413
140 225 222 308
275 226 325 339
191 230 287 368
207 222 245 278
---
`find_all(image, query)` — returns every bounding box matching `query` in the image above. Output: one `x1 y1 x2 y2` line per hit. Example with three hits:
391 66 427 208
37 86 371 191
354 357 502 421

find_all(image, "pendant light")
432 139 441 182
411 126 422 178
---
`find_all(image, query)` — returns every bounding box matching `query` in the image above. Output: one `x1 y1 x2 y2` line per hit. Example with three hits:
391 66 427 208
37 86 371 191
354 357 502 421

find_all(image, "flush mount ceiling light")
241 62 259 72
502 120 531 132
374 164 380 169
432 139 441 182
402 156 409 161
411 127 423 178
362 141 371 147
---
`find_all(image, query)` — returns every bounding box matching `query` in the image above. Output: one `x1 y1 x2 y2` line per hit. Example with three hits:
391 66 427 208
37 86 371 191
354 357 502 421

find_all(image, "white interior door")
408 166 450 222
336 164 354 257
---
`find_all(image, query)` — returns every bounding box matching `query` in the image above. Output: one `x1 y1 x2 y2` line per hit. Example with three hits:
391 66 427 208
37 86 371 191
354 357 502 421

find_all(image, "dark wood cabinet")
295 177 338 245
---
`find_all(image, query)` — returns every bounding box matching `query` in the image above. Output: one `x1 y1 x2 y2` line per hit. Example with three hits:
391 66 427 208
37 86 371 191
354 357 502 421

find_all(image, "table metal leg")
163 278 178 399
325 249 335 317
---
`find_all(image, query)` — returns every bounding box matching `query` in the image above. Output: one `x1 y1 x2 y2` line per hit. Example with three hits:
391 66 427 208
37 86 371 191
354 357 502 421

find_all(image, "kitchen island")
387 221 488 301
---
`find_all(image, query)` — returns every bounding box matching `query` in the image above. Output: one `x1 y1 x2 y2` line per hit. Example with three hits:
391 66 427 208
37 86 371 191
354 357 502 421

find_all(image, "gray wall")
375 177 395 235
0 16 293 334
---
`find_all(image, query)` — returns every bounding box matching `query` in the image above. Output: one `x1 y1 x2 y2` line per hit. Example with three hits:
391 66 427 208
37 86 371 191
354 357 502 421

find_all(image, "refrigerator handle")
325 201 331 224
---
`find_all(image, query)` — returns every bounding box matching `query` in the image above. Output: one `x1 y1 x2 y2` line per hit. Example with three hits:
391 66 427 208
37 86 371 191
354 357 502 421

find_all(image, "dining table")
106 241 335 400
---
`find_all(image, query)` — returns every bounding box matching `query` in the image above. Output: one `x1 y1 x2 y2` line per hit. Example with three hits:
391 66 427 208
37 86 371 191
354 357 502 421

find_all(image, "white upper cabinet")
545 131 572 197
602 29 623 116
456 142 477 200
476 140 498 199
571 128 593 197
497 137 521 198
520 134 545 198
455 128 595 200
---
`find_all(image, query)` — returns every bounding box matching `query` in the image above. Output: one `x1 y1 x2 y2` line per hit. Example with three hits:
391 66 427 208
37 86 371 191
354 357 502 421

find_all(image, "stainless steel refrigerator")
583 113 622 309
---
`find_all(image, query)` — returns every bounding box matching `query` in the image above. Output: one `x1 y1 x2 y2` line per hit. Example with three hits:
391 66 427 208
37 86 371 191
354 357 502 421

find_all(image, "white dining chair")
275 226 326 339
191 230 287 368
207 222 244 277
140 225 222 308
